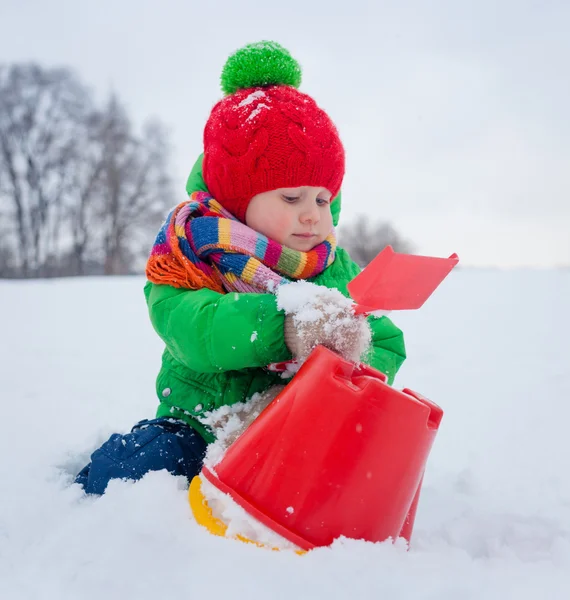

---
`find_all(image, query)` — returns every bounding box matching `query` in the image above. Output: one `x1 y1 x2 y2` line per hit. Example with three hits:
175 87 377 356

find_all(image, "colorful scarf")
146 191 336 294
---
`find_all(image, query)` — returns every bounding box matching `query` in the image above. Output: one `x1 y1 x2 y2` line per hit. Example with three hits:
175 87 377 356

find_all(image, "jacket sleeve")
144 281 291 373
365 314 407 385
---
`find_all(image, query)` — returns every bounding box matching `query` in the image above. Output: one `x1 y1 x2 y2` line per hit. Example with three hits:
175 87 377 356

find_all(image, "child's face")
245 186 333 251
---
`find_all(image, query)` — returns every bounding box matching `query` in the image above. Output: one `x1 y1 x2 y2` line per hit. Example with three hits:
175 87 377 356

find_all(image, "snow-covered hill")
1 269 569 599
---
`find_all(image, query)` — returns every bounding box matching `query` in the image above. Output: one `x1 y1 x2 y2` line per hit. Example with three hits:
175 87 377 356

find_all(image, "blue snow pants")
75 418 207 495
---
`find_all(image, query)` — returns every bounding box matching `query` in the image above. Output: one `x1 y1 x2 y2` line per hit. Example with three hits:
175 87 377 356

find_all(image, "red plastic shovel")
348 245 459 314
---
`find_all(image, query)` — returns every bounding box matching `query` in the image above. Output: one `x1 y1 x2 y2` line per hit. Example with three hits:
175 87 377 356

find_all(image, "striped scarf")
146 191 336 294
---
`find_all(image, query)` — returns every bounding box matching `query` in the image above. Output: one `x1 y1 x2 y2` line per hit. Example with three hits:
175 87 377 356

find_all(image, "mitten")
279 282 371 364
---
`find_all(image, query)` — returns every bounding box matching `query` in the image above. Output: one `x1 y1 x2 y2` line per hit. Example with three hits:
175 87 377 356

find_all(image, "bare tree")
0 65 173 278
95 96 172 275
65 110 107 276
339 215 414 267
0 205 16 277
0 64 90 276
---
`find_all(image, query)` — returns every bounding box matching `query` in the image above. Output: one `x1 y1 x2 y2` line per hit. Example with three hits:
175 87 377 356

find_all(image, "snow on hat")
202 41 345 222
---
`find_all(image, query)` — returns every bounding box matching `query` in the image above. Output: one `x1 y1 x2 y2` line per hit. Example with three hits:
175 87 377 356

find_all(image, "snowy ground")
1 269 569 599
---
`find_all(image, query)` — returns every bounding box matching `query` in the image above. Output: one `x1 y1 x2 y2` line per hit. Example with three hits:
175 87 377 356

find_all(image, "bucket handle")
402 388 444 430
333 360 388 391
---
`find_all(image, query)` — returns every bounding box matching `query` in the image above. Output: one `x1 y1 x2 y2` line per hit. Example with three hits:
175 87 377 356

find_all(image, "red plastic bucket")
202 345 443 549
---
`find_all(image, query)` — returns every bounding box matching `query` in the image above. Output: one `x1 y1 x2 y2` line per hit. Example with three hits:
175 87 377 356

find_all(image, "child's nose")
300 205 320 224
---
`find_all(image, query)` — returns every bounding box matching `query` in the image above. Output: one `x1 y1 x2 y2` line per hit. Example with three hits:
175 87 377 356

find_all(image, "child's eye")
282 195 299 203
316 197 330 206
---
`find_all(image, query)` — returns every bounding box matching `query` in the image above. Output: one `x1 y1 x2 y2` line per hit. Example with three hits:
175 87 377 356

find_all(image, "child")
75 41 406 495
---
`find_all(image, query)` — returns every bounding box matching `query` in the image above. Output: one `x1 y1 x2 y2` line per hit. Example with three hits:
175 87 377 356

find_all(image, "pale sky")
1 0 569 266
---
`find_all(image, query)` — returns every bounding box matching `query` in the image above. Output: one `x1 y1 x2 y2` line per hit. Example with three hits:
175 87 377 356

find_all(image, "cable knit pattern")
203 85 345 222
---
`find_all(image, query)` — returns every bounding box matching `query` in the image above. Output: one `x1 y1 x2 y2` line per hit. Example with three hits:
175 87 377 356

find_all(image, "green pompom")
221 41 302 96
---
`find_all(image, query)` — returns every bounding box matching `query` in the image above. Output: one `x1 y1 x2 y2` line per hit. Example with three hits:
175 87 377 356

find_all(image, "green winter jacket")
144 157 406 443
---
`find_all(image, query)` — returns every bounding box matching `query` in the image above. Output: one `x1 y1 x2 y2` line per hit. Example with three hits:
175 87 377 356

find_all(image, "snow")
369 309 392 318
237 90 266 107
200 476 299 551
277 280 341 314
1 269 570 599
236 90 271 123
246 103 270 121
199 387 284 469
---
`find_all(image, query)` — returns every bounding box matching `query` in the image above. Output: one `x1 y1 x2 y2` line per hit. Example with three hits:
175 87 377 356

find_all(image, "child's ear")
331 190 342 227
186 154 209 196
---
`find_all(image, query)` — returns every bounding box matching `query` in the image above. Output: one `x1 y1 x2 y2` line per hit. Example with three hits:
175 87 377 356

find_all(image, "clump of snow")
198 386 285 469
199 475 300 551
246 103 270 121
238 89 266 107
276 280 348 315
279 360 300 379
368 309 392 318
236 90 272 124
277 281 372 364
250 331 258 342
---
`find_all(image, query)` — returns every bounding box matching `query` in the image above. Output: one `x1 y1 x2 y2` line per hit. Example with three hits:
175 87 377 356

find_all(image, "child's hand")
280 283 371 364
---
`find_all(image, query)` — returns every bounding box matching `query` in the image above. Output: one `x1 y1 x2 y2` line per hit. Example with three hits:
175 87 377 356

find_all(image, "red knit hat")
202 41 345 222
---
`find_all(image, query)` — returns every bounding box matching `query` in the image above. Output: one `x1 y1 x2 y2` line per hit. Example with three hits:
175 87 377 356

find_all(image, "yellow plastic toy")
189 475 305 554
